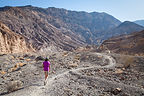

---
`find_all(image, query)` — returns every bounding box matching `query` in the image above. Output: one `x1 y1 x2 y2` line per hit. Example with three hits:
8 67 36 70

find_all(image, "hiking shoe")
44 81 46 86
44 81 47 86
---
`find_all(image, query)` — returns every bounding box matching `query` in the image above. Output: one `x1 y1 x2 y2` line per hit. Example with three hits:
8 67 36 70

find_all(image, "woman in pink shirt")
43 58 50 85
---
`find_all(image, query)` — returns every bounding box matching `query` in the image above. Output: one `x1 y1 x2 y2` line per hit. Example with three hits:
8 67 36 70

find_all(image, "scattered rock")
69 63 78 68
115 69 123 74
10 56 15 59
0 54 6 56
29 55 36 59
112 88 122 95
34 72 39 75
23 54 29 58
18 63 26 67
11 67 21 72
19 57 24 60
0 71 6 75
26 59 31 62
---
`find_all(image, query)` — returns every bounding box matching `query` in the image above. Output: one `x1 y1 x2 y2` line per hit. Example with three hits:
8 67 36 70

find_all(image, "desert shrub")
120 56 135 68
7 80 23 93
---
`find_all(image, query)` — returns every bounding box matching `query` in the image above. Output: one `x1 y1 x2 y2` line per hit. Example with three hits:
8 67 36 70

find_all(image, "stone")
112 88 122 95
69 63 78 68
18 63 26 67
19 57 24 60
26 59 31 62
35 56 44 61
0 71 6 75
115 69 123 74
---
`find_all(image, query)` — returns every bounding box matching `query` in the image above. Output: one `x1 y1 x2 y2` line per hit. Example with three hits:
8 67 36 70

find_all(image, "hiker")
43 58 50 85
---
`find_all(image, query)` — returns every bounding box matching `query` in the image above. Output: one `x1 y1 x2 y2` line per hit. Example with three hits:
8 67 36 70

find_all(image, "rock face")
99 30 144 55
0 22 34 54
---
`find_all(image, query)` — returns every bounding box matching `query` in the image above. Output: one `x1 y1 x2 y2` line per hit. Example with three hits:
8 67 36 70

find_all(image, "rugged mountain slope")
45 7 121 44
0 22 34 54
105 21 144 39
0 5 121 48
134 20 144 27
99 30 144 55
0 6 84 51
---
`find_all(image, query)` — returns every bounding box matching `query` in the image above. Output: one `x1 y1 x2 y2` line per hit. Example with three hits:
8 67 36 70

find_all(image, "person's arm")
49 62 50 72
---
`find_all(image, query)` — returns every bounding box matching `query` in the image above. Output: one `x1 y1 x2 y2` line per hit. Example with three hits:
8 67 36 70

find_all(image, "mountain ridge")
134 20 144 27
105 21 144 39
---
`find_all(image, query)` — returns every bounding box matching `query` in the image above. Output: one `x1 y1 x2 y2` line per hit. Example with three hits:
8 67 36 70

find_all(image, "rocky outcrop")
0 22 34 54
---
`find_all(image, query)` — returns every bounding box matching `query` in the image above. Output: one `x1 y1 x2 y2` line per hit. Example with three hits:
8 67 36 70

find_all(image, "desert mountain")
0 22 34 54
105 21 144 39
0 5 121 50
0 6 84 52
45 7 121 44
134 20 144 27
99 30 144 55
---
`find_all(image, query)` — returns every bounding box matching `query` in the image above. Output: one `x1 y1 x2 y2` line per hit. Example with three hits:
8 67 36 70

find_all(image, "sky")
0 0 144 22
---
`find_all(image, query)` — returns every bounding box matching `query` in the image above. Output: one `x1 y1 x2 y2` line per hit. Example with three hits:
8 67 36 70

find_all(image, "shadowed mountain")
105 21 144 39
134 20 144 27
99 30 144 55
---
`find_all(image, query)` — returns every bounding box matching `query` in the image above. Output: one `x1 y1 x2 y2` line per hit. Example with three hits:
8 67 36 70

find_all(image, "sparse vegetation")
119 56 135 69
7 80 23 93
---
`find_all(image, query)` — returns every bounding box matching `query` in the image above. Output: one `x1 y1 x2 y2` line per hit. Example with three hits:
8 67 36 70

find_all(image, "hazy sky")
0 0 144 22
